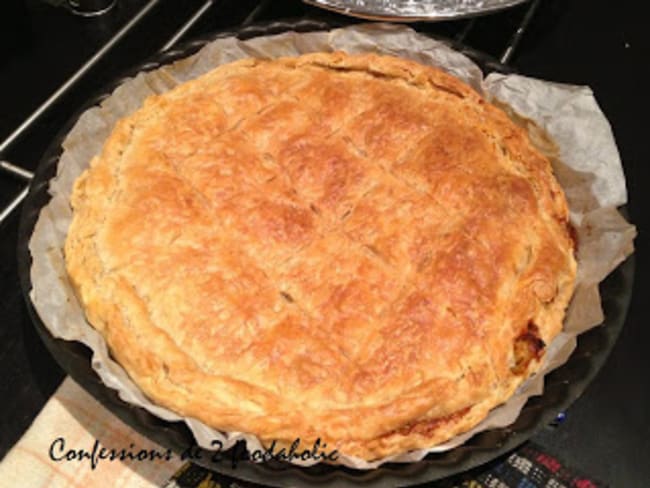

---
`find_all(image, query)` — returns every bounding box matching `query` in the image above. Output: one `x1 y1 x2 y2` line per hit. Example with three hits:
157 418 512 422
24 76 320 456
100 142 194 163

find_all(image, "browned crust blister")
64 52 577 460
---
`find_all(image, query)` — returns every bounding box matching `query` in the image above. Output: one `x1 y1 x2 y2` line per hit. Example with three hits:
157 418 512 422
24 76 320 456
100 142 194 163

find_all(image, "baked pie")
64 52 577 460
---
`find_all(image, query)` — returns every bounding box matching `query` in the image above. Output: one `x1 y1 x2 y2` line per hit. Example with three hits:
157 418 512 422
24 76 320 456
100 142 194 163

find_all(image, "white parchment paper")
28 23 636 469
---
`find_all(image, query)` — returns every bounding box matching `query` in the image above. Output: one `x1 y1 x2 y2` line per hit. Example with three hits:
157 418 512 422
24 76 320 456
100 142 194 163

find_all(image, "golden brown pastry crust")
64 52 577 460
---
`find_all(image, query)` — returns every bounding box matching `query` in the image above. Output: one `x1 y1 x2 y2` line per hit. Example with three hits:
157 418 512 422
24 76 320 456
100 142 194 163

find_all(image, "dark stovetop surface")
1 0 648 485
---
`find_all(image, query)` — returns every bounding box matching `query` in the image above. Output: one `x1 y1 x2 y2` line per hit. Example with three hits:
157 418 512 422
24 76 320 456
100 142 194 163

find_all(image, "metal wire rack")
0 0 541 227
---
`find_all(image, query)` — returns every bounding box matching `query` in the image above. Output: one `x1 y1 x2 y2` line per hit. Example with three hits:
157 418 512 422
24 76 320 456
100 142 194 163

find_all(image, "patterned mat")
164 443 607 488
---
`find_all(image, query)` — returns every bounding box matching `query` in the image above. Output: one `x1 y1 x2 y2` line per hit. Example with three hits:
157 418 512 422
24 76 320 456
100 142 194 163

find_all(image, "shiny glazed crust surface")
64 52 577 460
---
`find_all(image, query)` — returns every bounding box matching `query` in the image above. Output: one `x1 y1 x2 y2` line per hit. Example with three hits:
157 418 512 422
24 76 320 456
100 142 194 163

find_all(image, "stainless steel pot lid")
303 0 531 21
